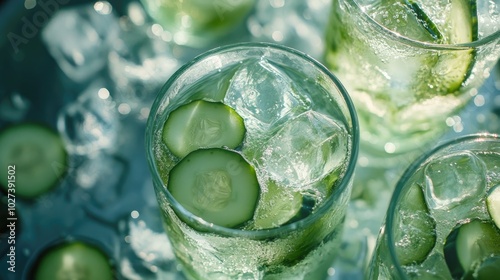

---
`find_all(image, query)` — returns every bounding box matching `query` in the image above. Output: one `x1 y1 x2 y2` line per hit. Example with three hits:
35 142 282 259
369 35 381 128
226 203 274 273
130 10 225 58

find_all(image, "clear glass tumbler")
145 42 358 279
324 0 500 167
369 134 500 279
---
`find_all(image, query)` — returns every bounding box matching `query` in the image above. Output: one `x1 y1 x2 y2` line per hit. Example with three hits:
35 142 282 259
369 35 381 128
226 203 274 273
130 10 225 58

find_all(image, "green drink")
140 0 255 46
145 43 358 279
325 0 500 166
369 134 500 279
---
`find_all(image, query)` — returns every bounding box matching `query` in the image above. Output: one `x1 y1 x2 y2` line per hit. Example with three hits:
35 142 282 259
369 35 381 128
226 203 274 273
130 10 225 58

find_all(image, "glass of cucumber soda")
324 0 500 166
145 42 359 279
369 133 500 279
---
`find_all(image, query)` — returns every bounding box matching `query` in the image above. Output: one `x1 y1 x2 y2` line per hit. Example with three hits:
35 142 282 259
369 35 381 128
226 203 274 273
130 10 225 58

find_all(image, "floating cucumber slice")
405 0 478 44
168 148 259 228
0 123 67 199
252 181 302 229
411 0 478 95
33 241 114 280
162 100 245 158
445 220 500 277
404 0 443 41
433 0 478 93
487 185 500 229
393 183 436 265
446 0 478 44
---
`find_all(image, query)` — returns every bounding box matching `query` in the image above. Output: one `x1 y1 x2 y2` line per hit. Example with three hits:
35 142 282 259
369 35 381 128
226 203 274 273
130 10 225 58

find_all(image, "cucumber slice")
393 183 436 265
412 0 478 95
33 241 114 280
405 0 478 44
487 185 500 229
405 0 443 41
168 148 259 228
445 220 500 277
432 0 478 93
162 100 246 158
0 123 67 199
446 0 478 44
252 181 302 229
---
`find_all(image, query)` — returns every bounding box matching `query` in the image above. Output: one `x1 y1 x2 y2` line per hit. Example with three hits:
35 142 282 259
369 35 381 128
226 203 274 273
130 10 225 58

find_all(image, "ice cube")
424 151 487 210
72 153 127 208
57 81 119 155
247 0 331 60
108 19 180 115
41 2 119 82
224 58 311 138
257 110 348 189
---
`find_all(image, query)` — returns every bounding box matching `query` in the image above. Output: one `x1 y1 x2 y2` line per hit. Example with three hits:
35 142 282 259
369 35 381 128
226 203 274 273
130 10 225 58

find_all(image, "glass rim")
346 0 500 50
385 132 500 278
145 42 359 239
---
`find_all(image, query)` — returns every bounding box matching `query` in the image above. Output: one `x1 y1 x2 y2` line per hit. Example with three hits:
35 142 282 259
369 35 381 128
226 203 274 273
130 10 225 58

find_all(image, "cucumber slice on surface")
0 123 67 199
445 220 500 277
252 181 302 230
162 100 246 158
393 183 436 265
168 148 259 228
33 241 114 280
487 185 500 229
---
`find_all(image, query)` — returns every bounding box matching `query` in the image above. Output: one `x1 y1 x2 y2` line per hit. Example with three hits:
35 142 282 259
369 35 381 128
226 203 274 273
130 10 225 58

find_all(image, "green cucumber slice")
432 0 478 93
487 185 500 229
393 183 436 265
0 123 67 199
445 220 500 277
162 100 246 158
33 241 114 280
168 148 259 228
252 181 302 229
412 0 478 95
405 0 478 44
446 0 478 44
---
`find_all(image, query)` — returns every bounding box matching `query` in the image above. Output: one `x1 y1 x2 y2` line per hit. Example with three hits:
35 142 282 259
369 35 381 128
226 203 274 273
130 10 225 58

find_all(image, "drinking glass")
145 42 358 279
324 0 500 167
369 134 500 279
139 0 256 46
